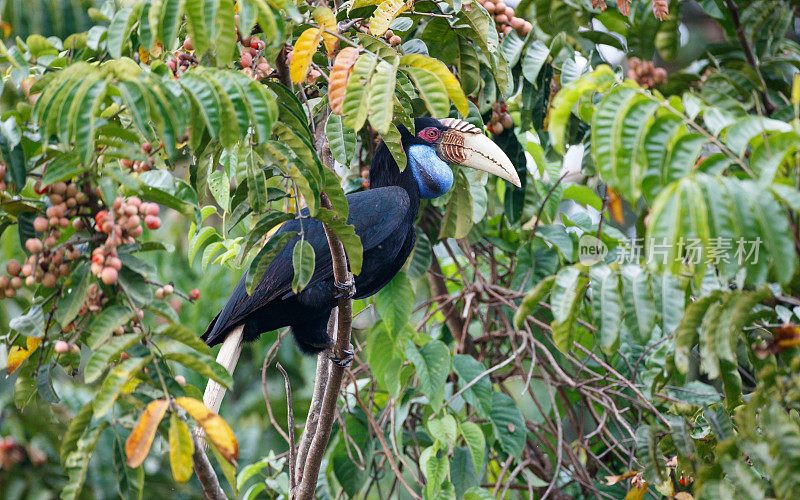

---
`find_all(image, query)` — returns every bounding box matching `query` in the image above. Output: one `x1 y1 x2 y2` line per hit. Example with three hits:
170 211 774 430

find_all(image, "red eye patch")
418 127 440 142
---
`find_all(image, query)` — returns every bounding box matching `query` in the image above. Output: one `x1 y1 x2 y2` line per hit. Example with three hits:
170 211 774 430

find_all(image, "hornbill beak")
436 118 522 187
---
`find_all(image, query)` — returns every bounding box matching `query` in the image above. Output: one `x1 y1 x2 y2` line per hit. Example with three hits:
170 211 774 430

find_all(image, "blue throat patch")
407 144 454 199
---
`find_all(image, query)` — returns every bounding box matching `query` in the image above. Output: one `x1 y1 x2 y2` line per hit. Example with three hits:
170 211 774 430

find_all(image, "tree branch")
191 433 227 500
724 0 775 114
293 107 355 499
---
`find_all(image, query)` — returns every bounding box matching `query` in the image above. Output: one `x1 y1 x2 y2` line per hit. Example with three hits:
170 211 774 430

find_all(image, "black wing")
202 187 410 343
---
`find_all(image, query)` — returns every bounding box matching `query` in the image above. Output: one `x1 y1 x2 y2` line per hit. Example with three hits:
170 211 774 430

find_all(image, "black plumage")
202 118 443 354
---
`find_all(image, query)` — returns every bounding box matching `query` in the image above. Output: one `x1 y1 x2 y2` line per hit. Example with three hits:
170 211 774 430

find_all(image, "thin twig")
276 362 297 493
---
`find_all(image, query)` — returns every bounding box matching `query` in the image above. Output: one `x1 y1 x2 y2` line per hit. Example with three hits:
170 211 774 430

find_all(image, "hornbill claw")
334 278 356 299
329 348 354 368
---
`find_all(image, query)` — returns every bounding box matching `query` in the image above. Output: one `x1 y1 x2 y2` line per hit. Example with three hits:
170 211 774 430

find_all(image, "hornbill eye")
418 127 440 142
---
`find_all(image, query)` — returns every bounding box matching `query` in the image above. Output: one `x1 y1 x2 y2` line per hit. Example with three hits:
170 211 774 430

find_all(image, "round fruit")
6 259 21 276
190 288 200 300
54 340 69 354
101 267 118 285
145 215 161 230
25 238 43 254
175 375 186 386
33 217 48 232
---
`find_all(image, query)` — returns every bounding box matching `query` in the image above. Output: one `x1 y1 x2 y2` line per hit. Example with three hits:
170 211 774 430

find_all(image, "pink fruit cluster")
488 101 514 135
239 36 273 80
90 196 161 285
167 37 198 76
628 57 667 89
478 0 532 38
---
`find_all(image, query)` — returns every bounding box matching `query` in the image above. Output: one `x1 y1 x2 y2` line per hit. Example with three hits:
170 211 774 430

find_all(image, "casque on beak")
435 118 522 187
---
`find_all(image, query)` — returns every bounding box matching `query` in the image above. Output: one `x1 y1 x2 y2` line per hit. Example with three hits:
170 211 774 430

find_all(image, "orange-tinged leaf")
369 0 413 37
6 337 42 375
652 0 668 20
138 46 150 64
604 471 638 485
175 397 239 462
606 186 625 225
290 28 323 84
312 6 339 57
125 399 169 468
329 47 361 114
617 0 630 16
169 413 195 482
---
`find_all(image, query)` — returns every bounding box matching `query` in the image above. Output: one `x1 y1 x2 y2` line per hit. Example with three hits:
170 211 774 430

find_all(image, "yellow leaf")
792 73 800 109
6 337 42 375
606 186 625 225
290 28 323 84
312 6 339 57
138 46 150 64
169 413 195 482
624 480 647 500
674 493 694 500
349 0 384 11
329 47 361 114
399 54 469 117
369 0 413 38
175 397 239 462
125 399 170 468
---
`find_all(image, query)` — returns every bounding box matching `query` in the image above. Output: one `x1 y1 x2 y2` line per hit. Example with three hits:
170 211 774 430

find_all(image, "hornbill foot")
329 348 354 368
334 277 356 299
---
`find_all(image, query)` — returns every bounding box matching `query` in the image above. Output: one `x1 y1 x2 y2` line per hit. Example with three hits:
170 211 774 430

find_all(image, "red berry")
145 215 161 230
190 289 200 300
95 210 108 224
250 39 259 50
141 142 152 154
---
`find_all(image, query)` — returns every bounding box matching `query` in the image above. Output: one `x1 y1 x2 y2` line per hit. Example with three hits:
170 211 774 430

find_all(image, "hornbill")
201 117 520 356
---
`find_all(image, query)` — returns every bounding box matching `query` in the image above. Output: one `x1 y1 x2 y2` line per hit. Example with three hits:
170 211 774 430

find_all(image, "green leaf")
160 0 184 50
459 421 485 475
87 306 135 349
452 354 492 416
675 291 722 373
314 207 364 275
489 392 526 458
60 401 94 465
326 114 357 166
406 339 450 409
185 0 210 55
214 0 237 65
291 239 316 293
342 53 378 131
247 232 297 295
402 65 449 118
620 264 657 345
93 356 153 418
549 266 587 352
163 352 233 390
61 423 108 500
367 58 399 134
55 263 91 326
513 275 556 328
10 304 44 337
522 40 551 85
84 333 144 383
375 273 414 335
590 265 622 354
439 170 473 239
106 7 138 58
207 170 230 211
238 212 293 263
549 66 616 154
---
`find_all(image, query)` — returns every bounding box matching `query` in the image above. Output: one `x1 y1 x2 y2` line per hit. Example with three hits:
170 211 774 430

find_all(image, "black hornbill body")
202 117 520 354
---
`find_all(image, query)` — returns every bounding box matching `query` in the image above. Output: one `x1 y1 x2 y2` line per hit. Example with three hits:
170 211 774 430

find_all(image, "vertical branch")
191 433 228 500
293 107 354 499
723 0 774 114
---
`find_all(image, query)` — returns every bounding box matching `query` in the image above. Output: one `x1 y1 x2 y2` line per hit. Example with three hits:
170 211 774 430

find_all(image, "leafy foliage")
1 0 800 498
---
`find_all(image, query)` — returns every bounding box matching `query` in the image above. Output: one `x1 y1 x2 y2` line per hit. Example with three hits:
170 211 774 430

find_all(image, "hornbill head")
397 117 522 199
